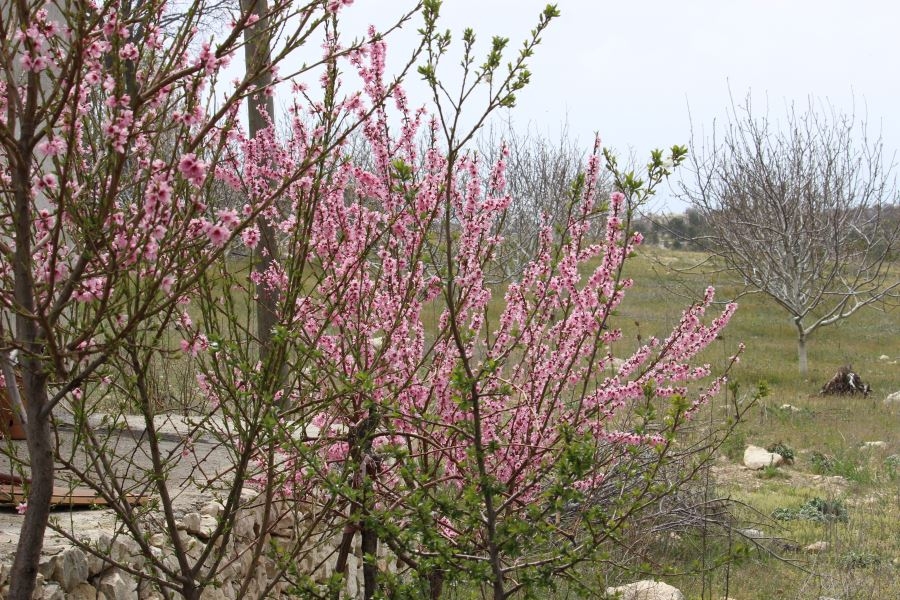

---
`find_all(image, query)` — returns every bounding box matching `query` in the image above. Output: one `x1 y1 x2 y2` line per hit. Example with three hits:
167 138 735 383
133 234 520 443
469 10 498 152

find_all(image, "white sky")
308 0 900 210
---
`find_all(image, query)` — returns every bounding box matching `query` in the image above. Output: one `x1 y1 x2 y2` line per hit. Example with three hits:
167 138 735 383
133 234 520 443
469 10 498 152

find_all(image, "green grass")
410 247 898 599
604 249 900 600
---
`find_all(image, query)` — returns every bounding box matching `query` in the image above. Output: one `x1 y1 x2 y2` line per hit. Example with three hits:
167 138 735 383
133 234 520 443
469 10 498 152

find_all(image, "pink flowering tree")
184 8 742 599
0 0 428 598
1 0 743 598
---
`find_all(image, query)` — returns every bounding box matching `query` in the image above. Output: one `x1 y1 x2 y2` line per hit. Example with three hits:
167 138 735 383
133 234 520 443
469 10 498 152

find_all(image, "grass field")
594 249 900 600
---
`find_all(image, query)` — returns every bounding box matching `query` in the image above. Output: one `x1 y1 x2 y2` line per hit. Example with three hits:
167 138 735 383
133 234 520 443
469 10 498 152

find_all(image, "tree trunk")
361 523 377 600
428 570 445 599
8 371 53 600
797 333 808 377
241 0 280 365
8 123 52 599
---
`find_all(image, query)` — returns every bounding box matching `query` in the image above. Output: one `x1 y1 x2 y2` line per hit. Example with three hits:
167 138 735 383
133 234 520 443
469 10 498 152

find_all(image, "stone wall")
0 488 374 599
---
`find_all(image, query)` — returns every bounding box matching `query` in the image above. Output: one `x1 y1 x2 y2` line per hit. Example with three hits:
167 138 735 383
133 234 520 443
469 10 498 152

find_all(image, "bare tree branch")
680 94 900 375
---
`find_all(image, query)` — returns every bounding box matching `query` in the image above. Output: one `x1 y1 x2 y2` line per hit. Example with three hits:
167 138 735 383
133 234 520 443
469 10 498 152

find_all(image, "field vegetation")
2 1 896 597
592 248 900 600
154 246 899 600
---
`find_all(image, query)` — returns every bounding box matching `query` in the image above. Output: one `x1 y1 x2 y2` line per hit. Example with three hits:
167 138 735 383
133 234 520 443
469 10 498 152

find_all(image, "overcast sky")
327 0 900 210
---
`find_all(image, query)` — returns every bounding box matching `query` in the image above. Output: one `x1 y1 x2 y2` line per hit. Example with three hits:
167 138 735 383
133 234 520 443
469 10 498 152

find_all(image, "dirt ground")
711 460 851 496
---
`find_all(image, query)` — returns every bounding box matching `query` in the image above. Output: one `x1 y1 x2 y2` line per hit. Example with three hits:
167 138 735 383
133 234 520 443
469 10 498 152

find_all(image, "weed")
771 497 848 523
810 451 836 474
756 464 790 480
720 427 747 462
766 442 795 464
840 550 883 569
885 454 900 481
809 450 874 485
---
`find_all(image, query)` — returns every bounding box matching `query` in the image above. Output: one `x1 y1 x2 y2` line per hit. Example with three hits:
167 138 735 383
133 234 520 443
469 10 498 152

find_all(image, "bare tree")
478 122 612 281
681 96 900 375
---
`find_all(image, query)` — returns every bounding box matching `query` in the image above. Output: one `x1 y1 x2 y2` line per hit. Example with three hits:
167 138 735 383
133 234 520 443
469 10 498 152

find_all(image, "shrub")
840 550 883 569
756 464 790 480
771 497 848 523
810 451 873 484
721 427 747 462
766 442 795 464
810 451 837 474
0 2 747 596
885 454 900 481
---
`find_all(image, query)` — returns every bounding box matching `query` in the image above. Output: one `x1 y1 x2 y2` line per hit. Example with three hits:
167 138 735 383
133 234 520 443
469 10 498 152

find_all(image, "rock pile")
0 490 374 599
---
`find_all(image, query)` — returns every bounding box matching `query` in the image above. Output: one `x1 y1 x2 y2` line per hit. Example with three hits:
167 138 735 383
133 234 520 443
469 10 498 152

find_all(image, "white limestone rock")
40 582 64 600
68 582 100 600
738 528 765 539
98 569 138 600
743 445 784 470
200 501 225 519
54 547 89 591
200 585 231 600
177 512 202 534
606 580 684 600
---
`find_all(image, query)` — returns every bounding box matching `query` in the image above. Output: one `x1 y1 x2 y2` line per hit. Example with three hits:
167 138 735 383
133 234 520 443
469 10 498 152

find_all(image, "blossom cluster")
177 31 740 534
0 1 740 574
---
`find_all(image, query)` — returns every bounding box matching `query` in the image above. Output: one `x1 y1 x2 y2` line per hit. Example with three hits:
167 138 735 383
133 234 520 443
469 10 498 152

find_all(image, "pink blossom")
20 53 50 72
73 277 105 302
145 176 172 208
325 442 349 464
32 173 58 193
207 225 229 247
326 0 354 13
194 42 219 74
16 502 27 515
241 226 260 249
37 138 66 156
119 43 139 61
103 109 133 153
180 334 209 357
145 25 162 50
437 516 458 540
178 153 207 187
102 14 118 38
217 209 240 228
